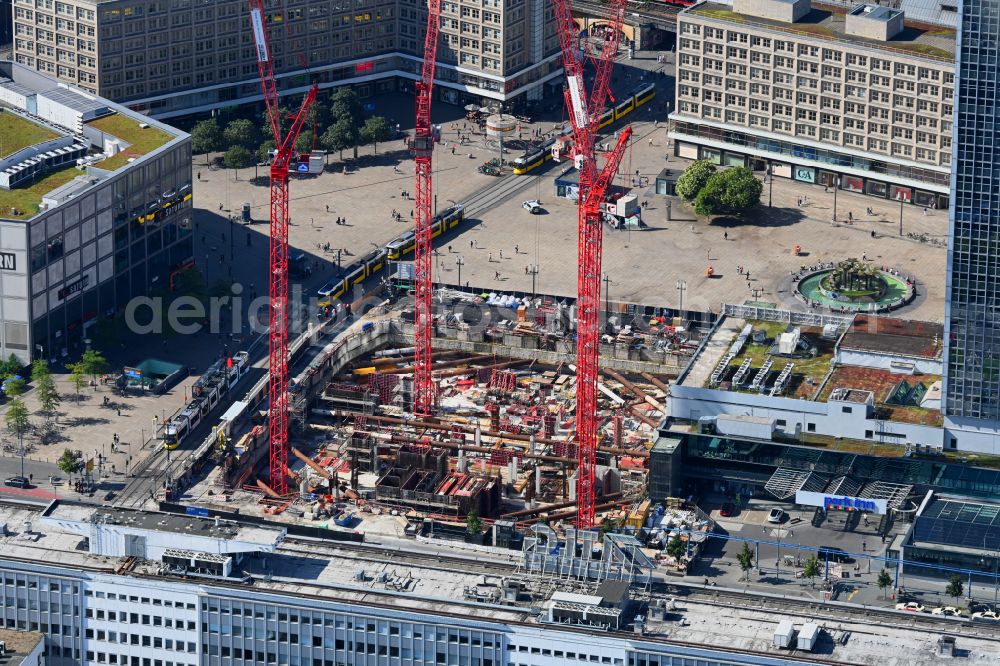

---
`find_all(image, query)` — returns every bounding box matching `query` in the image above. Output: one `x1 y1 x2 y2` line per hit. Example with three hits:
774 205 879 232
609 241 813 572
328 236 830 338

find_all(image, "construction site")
140 0 699 560
188 297 697 542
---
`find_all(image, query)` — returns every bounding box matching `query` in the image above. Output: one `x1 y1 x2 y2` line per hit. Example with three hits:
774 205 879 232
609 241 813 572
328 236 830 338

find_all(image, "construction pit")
180 298 700 543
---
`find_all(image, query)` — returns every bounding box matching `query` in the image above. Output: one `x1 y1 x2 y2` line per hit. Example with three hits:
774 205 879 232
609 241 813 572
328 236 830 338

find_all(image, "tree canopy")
675 160 717 200
223 118 258 149
361 116 391 154
223 145 254 172
191 118 222 155
693 167 763 218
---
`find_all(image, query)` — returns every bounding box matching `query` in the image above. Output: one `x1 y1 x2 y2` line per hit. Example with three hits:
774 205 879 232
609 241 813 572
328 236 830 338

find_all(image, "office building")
0 60 191 365
0 498 994 665
11 0 562 119
669 0 955 208
942 0 1000 450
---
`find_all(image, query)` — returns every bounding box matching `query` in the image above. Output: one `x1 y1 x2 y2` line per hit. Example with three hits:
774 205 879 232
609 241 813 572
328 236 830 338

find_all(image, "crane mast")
247 0 317 495
411 0 443 416
549 0 631 528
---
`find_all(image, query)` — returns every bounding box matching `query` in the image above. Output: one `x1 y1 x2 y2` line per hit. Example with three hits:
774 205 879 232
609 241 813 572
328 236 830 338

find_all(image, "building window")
807 423 816 432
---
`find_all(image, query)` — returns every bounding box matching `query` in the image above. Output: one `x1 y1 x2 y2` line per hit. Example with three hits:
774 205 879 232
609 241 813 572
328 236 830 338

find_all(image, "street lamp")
899 195 905 236
675 280 687 314
528 264 539 295
767 162 773 208
456 255 464 288
832 176 841 222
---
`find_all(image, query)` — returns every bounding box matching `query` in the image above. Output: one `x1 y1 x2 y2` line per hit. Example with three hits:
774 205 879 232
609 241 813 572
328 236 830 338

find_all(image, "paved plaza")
191 52 948 323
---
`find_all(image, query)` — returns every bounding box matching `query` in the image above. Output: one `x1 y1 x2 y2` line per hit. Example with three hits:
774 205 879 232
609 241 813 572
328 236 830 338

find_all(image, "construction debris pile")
294 347 671 524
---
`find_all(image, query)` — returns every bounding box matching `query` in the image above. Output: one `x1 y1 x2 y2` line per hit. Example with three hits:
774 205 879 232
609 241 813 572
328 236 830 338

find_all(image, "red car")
719 502 736 517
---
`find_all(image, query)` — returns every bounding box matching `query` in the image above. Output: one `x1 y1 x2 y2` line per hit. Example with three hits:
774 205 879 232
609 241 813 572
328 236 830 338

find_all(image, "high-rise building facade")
670 0 955 208
11 0 562 119
943 0 1000 452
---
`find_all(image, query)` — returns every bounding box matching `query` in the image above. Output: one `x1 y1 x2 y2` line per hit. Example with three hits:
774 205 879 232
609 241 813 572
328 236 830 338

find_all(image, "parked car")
817 546 854 563
719 502 736 517
972 610 1000 622
895 602 926 613
931 606 965 617
3 476 29 489
103 491 117 501
522 199 542 214
767 508 786 523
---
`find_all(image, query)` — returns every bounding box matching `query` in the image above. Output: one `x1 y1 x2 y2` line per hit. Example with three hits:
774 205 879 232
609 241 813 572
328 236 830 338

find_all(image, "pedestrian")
410 209 413 218
525 266 529 275
724 231 728 241
922 207 928 216
117 407 121 417
690 224 695 232
470 240 474 248
219 202 224 211
326 204 329 213
489 252 493 262
848 211 853 222
746 271 750 280
648 138 653 147
499 249 504 259
871 229 876 238
706 249 711 260
197 171 201 181
514 244 519 254
797 197 802 207
448 245 452 253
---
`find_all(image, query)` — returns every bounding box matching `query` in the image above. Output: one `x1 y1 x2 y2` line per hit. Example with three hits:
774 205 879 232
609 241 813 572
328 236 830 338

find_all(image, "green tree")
257 139 276 165
36 373 60 422
716 167 762 212
466 509 482 535
223 146 254 178
0 353 21 377
81 349 109 384
876 568 893 599
694 167 763 218
321 119 355 161
30 358 50 384
5 397 30 440
223 118 258 149
294 131 315 155
57 448 82 480
737 542 755 581
330 88 364 158
2 376 25 398
675 160 717 200
665 535 686 561
190 118 222 159
946 574 964 602
803 555 821 588
68 362 86 403
361 116 391 154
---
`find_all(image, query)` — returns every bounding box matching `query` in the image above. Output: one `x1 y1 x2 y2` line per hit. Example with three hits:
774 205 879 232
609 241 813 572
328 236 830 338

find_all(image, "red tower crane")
410 0 443 416
549 0 631 528
248 0 318 495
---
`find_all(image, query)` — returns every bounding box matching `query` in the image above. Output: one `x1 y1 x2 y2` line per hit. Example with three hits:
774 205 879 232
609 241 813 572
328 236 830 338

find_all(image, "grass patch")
0 166 84 220
0 111 59 158
88 113 173 171
797 433 907 456
894 42 953 59
696 8 746 22
940 451 1000 470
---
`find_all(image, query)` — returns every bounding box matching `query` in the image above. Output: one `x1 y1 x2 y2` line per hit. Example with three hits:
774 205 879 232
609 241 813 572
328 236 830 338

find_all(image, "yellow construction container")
352 366 377 376
626 499 651 530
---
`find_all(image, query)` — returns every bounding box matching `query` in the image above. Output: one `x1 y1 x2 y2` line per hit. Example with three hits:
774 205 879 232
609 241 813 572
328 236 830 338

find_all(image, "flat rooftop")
6 500 1000 662
43 501 283 546
88 112 173 171
0 628 43 665
687 2 956 61
644 594 999 666
840 315 944 359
